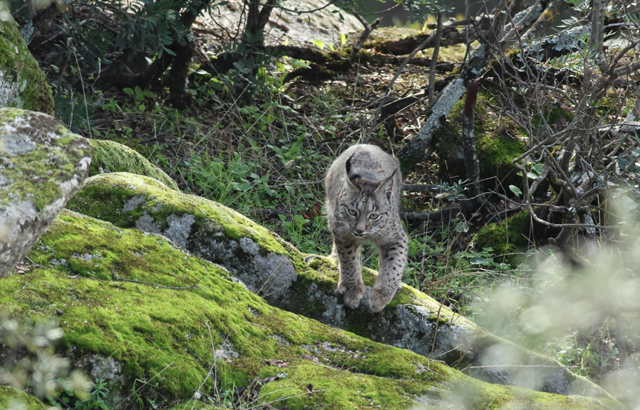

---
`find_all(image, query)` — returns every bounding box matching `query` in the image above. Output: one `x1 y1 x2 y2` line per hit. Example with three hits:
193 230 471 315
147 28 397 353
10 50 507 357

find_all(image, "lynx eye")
369 213 381 221
347 208 358 217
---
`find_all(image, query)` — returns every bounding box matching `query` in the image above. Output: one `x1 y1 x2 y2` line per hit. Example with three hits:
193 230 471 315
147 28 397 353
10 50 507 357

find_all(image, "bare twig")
277 0 338 14
349 9 381 62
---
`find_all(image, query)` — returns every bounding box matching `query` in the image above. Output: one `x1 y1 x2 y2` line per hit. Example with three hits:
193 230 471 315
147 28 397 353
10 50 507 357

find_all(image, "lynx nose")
355 219 367 235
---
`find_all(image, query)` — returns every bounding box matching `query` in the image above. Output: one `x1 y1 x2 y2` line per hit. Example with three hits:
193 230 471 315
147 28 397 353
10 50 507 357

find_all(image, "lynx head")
336 155 397 239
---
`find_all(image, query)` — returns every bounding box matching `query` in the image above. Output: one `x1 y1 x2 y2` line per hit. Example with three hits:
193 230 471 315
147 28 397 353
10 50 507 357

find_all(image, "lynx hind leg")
335 242 365 309
370 238 408 312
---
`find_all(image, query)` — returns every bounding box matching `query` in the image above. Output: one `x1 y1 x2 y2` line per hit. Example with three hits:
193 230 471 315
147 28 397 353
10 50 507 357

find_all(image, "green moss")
364 27 421 51
67 172 287 255
0 386 48 410
0 18 54 114
88 139 179 190
475 211 532 266
63 173 619 402
258 362 420 408
0 208 625 408
0 209 561 409
65 173 611 400
436 93 527 188
531 105 574 130
259 362 625 410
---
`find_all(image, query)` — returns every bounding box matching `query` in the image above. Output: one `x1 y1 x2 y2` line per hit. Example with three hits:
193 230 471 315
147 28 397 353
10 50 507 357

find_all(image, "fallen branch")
401 207 462 222
402 183 442 193
398 3 543 170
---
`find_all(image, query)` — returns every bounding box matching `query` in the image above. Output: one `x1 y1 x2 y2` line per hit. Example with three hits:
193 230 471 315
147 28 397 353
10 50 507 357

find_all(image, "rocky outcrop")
88 139 179 190
0 108 91 277
3 209 625 409
66 172 614 400
201 0 361 47
0 16 54 114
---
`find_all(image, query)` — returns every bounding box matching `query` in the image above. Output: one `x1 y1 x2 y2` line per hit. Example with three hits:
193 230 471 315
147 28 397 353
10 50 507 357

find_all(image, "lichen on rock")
0 108 91 278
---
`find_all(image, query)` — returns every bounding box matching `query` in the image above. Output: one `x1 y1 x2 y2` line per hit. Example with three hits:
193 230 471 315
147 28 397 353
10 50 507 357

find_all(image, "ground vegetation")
3 0 640 406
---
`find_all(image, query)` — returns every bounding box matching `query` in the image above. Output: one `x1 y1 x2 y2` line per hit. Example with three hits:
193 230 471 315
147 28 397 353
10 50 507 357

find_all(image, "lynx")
325 144 407 312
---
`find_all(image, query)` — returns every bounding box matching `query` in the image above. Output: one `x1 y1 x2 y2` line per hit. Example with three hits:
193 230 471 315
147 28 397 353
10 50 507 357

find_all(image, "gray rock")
0 108 91 277
200 0 362 48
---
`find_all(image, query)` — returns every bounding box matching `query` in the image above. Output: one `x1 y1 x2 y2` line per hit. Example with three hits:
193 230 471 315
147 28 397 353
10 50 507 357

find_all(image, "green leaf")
123 88 134 96
533 164 544 174
509 185 523 197
470 257 490 265
311 39 325 50
289 59 310 69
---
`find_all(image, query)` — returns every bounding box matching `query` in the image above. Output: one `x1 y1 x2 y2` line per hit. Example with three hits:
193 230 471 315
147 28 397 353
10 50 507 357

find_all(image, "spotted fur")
325 144 407 312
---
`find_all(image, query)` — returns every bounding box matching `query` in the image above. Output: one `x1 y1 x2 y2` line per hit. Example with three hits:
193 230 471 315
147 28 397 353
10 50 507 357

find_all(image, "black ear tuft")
374 168 397 200
345 155 360 184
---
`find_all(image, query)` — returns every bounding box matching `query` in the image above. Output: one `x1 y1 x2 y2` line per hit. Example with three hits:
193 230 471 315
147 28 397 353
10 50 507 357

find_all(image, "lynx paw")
338 281 365 309
369 288 395 312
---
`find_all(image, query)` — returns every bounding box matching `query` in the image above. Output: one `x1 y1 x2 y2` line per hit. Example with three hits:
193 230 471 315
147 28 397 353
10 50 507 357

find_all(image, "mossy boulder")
66 172 614 399
475 211 533 266
88 139 179 190
435 93 526 190
0 108 91 278
0 210 626 409
0 15 54 115
0 386 48 410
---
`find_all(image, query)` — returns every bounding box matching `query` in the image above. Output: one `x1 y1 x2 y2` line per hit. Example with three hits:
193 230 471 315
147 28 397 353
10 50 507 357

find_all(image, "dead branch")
397 1 553 170
350 10 381 62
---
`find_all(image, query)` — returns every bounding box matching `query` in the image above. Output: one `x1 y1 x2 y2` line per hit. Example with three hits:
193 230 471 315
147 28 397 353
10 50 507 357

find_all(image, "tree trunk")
242 0 276 45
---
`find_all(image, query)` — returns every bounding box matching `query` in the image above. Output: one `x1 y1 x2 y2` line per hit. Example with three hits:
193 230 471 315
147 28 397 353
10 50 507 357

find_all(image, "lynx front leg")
370 235 408 312
334 240 365 308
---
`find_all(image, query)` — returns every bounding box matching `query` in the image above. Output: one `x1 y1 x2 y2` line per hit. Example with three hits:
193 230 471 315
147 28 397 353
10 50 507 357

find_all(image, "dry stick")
349 10 381 62
402 183 441 192
428 12 444 105
460 81 480 198
278 0 338 14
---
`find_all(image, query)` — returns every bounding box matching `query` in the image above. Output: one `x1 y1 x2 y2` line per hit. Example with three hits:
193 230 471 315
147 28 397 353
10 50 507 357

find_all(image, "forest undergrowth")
13 0 640 400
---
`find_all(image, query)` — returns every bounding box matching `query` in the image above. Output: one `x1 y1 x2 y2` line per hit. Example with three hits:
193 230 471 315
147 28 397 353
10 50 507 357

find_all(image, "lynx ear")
374 168 397 199
345 154 361 187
